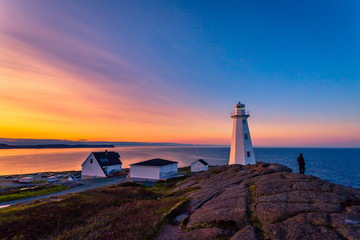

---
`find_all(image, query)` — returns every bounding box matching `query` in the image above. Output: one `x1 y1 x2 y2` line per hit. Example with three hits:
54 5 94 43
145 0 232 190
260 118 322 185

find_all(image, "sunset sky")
1 0 359 147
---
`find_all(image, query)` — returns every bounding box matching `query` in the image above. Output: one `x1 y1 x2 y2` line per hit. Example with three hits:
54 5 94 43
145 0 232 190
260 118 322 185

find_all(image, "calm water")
0 146 359 188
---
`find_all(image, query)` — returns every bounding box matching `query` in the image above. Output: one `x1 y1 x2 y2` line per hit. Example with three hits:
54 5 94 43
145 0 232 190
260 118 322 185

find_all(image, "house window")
244 134 248 140
90 159 93 164
247 151 251 157
242 120 246 124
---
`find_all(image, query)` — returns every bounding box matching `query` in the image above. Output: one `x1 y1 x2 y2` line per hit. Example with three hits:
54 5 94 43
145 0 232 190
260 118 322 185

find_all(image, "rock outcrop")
160 162 360 240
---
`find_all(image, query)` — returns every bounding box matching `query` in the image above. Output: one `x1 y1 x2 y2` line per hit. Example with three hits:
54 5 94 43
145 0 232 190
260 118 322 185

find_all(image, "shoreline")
1 147 359 189
1 164 358 191
1 163 360 239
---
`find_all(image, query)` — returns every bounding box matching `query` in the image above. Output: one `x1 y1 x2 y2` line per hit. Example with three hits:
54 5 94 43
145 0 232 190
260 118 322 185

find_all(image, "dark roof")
131 158 178 166
198 159 208 165
92 151 122 167
191 159 208 166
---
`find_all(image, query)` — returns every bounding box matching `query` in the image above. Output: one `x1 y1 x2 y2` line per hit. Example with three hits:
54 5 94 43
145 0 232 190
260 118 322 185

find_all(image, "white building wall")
160 163 178 179
229 116 256 165
242 119 256 164
130 165 160 180
191 161 208 172
104 164 122 174
160 163 178 173
81 154 107 178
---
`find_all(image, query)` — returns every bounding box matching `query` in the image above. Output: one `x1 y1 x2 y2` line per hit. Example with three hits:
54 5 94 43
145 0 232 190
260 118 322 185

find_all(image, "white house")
191 159 209 173
129 158 178 181
81 151 122 178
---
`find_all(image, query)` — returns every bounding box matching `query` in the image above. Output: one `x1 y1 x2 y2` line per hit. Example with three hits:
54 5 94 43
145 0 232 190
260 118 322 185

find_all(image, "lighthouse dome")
235 102 245 108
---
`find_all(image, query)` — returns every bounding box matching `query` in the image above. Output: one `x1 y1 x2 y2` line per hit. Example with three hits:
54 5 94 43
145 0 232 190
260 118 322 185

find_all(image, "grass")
186 220 238 232
210 168 223 175
166 186 201 197
33 180 47 184
248 184 270 240
145 199 190 240
0 181 185 240
178 166 191 175
248 185 261 227
153 175 189 195
0 185 68 202
160 199 190 225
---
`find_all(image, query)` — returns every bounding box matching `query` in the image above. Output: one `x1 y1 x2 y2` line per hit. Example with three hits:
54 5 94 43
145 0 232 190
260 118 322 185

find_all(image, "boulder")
167 162 360 240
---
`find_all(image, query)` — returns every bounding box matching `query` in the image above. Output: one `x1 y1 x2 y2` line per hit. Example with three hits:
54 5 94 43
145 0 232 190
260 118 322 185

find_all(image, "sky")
0 0 359 147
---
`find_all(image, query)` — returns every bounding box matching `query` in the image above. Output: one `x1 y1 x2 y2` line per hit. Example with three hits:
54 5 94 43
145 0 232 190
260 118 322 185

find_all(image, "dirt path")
0 176 126 208
157 225 182 240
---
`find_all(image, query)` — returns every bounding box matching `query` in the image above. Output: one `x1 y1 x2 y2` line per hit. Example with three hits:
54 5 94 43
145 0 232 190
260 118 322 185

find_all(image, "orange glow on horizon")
1 1 359 148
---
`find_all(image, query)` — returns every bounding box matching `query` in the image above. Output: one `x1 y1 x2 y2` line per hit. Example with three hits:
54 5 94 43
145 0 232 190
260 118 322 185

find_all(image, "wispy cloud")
0 1 229 143
1 1 359 147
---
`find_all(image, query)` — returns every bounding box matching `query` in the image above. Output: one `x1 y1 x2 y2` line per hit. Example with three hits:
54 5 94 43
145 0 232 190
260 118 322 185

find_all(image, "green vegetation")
33 180 47 184
248 184 257 200
186 220 238 232
178 166 191 175
210 168 223 175
146 199 190 240
248 185 260 227
166 186 201 197
248 184 270 240
0 179 191 240
153 175 188 195
160 199 190 225
0 185 68 202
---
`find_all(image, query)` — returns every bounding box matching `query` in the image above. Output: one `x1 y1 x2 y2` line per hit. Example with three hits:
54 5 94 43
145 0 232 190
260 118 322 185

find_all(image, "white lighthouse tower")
229 102 256 165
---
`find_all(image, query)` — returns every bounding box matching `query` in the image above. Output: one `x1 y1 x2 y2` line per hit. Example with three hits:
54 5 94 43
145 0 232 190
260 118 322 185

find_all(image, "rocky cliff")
159 162 360 240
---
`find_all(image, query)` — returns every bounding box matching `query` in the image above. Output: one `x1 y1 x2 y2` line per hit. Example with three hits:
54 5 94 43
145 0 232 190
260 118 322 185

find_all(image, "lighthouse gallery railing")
230 110 250 116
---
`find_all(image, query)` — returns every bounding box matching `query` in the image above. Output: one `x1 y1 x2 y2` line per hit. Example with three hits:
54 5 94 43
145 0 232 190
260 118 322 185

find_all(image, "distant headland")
0 138 196 149
0 143 115 149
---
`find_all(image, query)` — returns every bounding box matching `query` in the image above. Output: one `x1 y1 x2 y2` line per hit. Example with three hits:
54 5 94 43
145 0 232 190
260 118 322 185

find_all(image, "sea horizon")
1 146 359 189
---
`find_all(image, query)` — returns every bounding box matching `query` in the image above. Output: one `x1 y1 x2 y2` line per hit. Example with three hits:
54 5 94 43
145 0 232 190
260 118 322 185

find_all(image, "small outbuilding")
81 151 122 178
191 159 209 173
130 158 178 181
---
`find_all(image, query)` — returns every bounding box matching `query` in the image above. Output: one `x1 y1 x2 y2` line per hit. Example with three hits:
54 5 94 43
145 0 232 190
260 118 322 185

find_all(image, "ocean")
0 146 359 189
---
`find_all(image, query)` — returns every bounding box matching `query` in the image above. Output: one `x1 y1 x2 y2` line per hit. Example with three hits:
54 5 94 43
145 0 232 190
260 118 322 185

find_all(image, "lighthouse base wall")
229 116 256 165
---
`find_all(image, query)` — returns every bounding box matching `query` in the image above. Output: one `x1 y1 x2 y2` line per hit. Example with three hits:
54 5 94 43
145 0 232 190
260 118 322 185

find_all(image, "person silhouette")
297 153 305 174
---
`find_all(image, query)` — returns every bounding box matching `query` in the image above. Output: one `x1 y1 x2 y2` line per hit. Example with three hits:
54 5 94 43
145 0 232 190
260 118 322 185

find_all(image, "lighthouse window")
247 151 251 157
242 120 246 124
244 134 248 140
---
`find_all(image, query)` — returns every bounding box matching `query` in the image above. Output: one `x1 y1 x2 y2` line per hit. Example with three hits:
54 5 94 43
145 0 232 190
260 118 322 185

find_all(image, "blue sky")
1 0 359 146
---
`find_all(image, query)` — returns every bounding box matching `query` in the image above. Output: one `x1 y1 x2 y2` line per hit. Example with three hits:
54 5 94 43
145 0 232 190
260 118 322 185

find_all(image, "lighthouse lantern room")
229 102 256 165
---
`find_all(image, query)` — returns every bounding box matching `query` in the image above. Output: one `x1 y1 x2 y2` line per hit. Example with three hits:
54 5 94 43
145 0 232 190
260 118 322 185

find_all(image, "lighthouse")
229 102 256 165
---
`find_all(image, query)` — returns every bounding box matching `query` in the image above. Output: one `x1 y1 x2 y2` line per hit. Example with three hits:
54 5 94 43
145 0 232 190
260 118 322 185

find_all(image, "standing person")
297 153 305 174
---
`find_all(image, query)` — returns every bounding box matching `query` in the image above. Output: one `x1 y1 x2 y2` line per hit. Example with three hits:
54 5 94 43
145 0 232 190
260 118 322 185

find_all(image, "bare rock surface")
162 162 360 240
